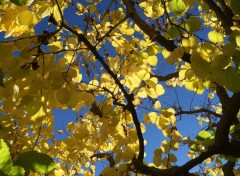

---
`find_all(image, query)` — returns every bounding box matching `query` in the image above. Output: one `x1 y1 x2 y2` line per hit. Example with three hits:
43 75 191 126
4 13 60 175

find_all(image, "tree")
0 0 240 175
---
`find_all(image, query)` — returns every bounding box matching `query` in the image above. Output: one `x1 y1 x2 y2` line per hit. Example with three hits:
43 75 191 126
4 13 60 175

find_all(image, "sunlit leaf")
168 0 187 15
148 55 158 66
15 151 55 174
197 130 211 141
208 31 224 43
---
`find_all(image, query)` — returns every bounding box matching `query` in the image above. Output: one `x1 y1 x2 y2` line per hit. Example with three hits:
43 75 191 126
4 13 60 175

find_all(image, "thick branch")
217 0 234 20
122 0 191 63
215 93 240 148
222 161 235 176
175 108 222 118
122 0 175 51
96 16 128 45
90 153 115 167
151 72 179 81
203 0 233 34
172 146 216 175
216 85 229 110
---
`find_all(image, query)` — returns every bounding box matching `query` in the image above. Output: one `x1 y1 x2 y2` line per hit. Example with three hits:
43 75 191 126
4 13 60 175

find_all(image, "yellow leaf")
79 92 95 106
73 126 89 139
31 106 46 121
208 31 224 43
156 115 170 130
49 41 63 52
162 128 172 137
53 5 62 23
169 153 177 163
161 108 175 118
137 87 148 98
126 76 141 89
144 112 157 124
148 55 158 66
146 77 158 87
140 123 146 133
17 11 38 26
155 84 165 96
154 100 161 109
120 22 134 35
153 148 162 166
26 98 42 116
56 87 70 104
172 130 182 141
67 90 81 109
138 70 150 81
160 140 170 153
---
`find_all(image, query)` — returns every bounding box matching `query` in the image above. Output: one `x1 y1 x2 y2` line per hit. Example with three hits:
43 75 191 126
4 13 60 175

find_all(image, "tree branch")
122 0 191 63
175 108 222 118
222 161 235 176
217 0 234 20
172 146 216 175
151 72 179 81
203 0 233 34
215 93 240 149
61 22 145 162
96 16 128 45
90 153 115 167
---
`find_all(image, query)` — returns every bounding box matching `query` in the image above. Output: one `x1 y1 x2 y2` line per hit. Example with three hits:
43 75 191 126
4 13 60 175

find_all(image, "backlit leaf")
148 55 158 66
185 17 202 32
0 139 12 174
168 0 186 15
15 151 55 174
197 130 211 140
208 31 224 43
56 87 70 104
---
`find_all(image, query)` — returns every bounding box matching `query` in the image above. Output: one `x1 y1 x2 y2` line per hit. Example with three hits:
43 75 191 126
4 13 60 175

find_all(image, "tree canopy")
0 0 240 175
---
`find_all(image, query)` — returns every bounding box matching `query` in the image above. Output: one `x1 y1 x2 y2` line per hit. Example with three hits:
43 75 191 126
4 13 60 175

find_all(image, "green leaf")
229 124 240 134
222 43 236 57
0 139 25 176
168 0 186 15
0 0 4 5
15 151 55 174
8 166 25 176
231 0 240 15
167 26 180 39
10 0 27 6
0 169 7 176
229 30 240 47
197 130 211 140
0 139 12 174
220 154 237 162
185 17 202 32
190 144 199 152
222 67 240 92
190 53 211 78
232 50 240 66
205 136 214 146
